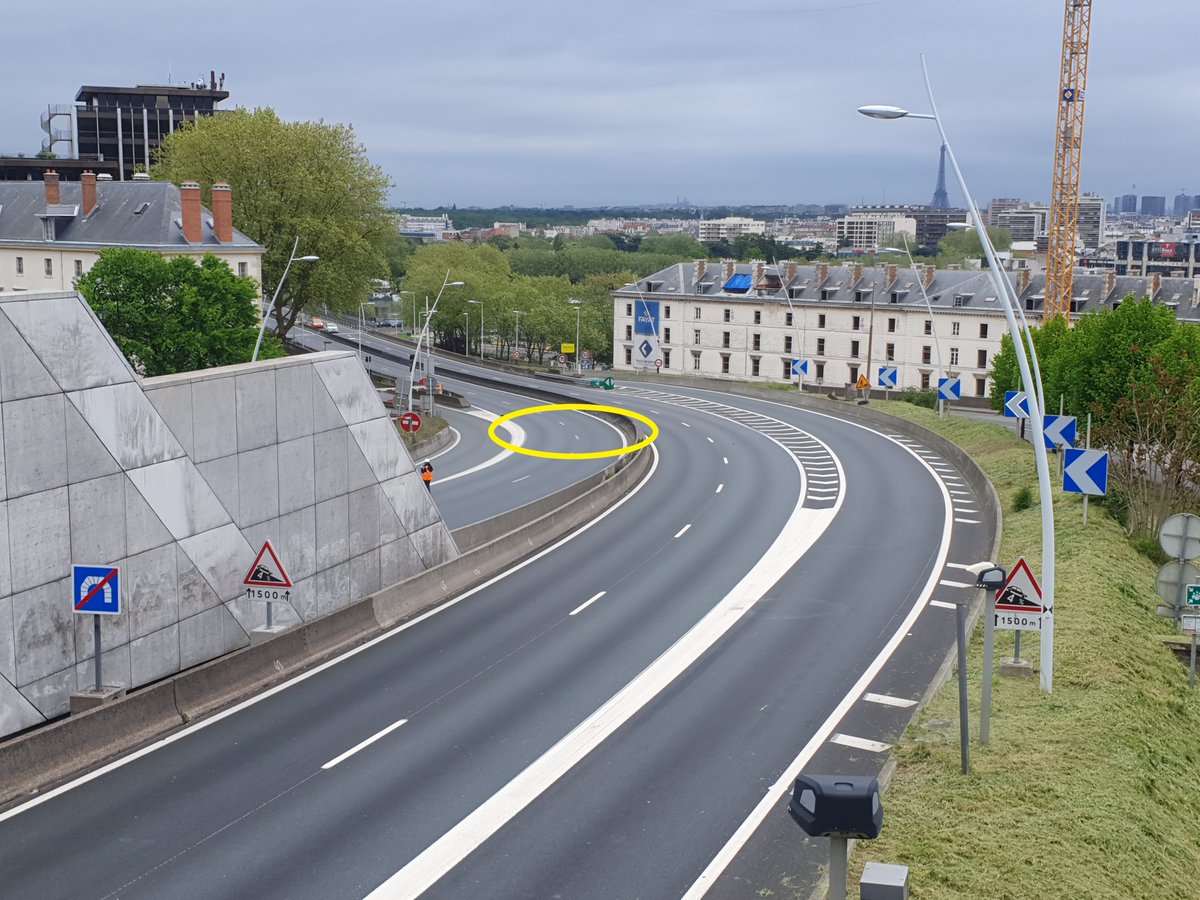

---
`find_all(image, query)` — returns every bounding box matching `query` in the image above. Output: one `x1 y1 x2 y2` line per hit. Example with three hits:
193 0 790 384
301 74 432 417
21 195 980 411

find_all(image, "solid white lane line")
929 599 958 609
511 475 530 484
322 719 409 770
569 592 607 616
675 524 691 538
830 733 892 753
939 579 975 588
863 692 917 708
715 484 723 494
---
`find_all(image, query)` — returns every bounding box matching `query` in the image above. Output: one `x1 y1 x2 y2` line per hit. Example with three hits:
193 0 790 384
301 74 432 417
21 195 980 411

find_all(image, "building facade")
611 260 1198 395
835 212 916 251
1115 237 1200 278
697 217 766 242
0 172 264 294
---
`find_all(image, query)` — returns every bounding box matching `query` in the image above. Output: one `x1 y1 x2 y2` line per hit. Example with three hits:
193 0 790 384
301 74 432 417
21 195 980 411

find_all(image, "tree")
151 107 395 342
77 248 276 376
638 232 707 258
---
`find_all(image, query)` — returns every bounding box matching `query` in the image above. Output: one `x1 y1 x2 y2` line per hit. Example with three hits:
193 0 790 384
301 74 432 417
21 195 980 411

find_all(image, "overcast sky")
3 1 1194 210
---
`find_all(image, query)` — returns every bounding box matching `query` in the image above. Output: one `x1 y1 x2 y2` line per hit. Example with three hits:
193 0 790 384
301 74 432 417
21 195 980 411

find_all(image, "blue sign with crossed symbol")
938 377 961 401
791 358 809 377
878 366 897 389
73 564 121 616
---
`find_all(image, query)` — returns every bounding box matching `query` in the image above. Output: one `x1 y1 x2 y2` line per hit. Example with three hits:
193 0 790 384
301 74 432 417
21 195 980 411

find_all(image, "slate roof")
0 180 263 252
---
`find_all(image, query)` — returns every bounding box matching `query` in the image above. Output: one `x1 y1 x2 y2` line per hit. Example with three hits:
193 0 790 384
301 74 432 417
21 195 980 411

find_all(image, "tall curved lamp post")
407 272 464 412
897 232 945 417
570 299 583 374
462 311 470 359
252 236 318 362
859 56 1058 691
397 290 416 336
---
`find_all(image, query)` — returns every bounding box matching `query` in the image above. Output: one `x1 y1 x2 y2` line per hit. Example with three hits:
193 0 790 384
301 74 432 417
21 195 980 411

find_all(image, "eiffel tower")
930 144 950 209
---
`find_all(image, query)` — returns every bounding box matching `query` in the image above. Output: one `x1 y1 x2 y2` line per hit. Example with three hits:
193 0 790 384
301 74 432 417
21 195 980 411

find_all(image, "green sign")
589 377 616 391
1187 584 1200 606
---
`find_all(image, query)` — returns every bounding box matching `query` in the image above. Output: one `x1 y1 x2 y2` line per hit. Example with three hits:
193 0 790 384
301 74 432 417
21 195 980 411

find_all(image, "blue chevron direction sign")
1042 415 1077 450
1063 448 1109 496
791 358 809 377
1004 390 1030 418
937 377 961 401
878 366 898 389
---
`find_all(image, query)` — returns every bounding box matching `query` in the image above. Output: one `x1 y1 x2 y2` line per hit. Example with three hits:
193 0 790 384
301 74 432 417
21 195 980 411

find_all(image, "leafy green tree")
77 248 277 375
639 232 707 258
935 226 1012 265
151 107 394 342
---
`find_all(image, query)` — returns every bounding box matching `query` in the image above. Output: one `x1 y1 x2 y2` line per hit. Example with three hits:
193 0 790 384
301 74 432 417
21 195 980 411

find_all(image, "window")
821 289 833 302
975 377 987 397
852 315 862 330
890 292 900 304
751 357 760 376
74 259 83 278
816 338 826 355
977 349 987 368
850 340 860 358
722 332 731 349
979 322 989 339
753 310 762 325
663 327 671 344
815 362 826 381
920 371 930 389
886 343 895 361
663 349 671 368
624 347 632 365
692 351 702 371
924 319 932 335
625 325 633 340
238 262 248 277
723 308 732 323
693 329 701 345
887 317 897 333
721 355 730 374
818 314 826 328
922 345 932 364
694 306 701 320
626 303 633 316
15 256 24 275
44 258 53 277
951 321 960 336
785 312 794 327
848 365 859 383
782 359 792 378
950 347 960 366
784 335 793 353
752 333 761 351
664 305 671 319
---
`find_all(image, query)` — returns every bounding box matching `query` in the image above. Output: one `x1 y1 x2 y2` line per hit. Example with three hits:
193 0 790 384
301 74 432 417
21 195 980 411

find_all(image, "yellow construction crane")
1044 0 1094 321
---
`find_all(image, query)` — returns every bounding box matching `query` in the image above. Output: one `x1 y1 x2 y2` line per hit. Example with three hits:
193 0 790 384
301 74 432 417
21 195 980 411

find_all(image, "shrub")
1130 535 1170 565
898 387 938 409
1012 485 1035 512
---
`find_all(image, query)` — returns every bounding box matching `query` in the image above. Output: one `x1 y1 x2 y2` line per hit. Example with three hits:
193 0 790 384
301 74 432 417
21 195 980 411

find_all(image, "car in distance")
324 321 340 333
378 318 404 329
310 317 326 330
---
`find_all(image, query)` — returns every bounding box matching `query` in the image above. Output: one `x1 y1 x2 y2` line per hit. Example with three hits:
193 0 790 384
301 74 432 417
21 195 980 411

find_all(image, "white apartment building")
836 213 917 251
0 172 263 295
611 260 1198 396
697 217 766 242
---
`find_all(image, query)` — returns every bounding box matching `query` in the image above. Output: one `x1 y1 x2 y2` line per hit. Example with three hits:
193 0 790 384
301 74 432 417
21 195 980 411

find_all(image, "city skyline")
1 1 1196 210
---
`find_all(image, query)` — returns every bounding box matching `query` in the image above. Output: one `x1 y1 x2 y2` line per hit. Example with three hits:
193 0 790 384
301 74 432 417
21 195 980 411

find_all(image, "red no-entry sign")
399 411 422 433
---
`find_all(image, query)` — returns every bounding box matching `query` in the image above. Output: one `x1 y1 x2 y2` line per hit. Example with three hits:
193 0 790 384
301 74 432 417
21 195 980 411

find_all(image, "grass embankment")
398 414 449 450
847 401 1200 899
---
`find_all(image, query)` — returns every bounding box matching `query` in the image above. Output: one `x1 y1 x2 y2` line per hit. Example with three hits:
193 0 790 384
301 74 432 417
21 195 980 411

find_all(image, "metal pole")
1083 412 1092 526
93 619 102 696
956 600 970 773
575 305 582 374
828 836 848 900
252 236 299 363
479 302 484 362
1190 634 1197 689
901 232 944 416
981 591 994 744
266 597 273 629
1014 630 1022 664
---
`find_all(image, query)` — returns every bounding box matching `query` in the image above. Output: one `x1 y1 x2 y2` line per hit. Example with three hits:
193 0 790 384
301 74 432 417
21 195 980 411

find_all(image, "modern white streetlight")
396 290 416 336
859 55 1058 691
407 272 464 412
569 299 583 374
468 299 484 362
357 301 372 363
511 309 524 361
252 236 319 362
462 311 470 359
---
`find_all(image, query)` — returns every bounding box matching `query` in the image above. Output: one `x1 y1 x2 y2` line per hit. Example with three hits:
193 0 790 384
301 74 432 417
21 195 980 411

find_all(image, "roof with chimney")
613 260 1200 324
0 179 263 252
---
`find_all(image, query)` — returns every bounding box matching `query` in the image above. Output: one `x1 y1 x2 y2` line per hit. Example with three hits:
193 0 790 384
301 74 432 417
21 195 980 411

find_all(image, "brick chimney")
695 258 707 282
886 263 898 286
850 262 863 284
724 260 735 280
1104 271 1116 300
924 264 936 288
1019 268 1032 294
44 170 60 206
816 263 829 285
785 262 797 283
1150 272 1161 297
754 261 764 285
211 182 233 243
81 171 97 217
181 181 202 244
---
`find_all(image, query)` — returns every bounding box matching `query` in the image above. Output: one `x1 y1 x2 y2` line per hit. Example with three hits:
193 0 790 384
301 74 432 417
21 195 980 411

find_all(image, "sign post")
73 565 121 692
1186 585 1200 687
877 366 897 399
244 540 293 629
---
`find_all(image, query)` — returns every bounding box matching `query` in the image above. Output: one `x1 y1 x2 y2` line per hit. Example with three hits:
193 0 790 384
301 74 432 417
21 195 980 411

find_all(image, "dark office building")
1173 191 1194 219
1140 195 1167 217
40 75 228 180
1116 194 1137 214
1115 238 1199 278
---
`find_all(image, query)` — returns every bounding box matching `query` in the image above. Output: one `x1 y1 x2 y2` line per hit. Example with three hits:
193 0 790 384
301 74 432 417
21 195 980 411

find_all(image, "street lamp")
897 232 946 417
859 55 1058 691
407 272 464 412
357 301 374 364
397 290 416 336
252 236 319 362
462 310 469 359
511 309 524 361
468 299 484 363
570 298 582 374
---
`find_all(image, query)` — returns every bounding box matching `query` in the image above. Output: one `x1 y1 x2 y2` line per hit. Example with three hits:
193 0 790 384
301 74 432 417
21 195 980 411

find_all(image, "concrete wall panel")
0 501 10 598
0 398 6 501
313 428 348 502
72 592 130 664
277 436 316 516
315 560 351 617
315 495 349 570
176 546 222 620
380 536 423 589
129 623 179 686
8 488 70 595
12 578 73 685
3 395 68 498
128 458 232 541
235 369 278 452
196 455 240 529
145 382 194 458
24 667 73 718
235 445 280 528
274 506 316 584
0 674 43 734
349 548 381 603
0 595 13 683
190 377 238 463
346 431 377 493
348 485 383 557
125 477 174 557
315 357 379 426
68 474 127 565
410 523 458 570
0 311 59 401
3 296 133 391
312 373 346 433
289 576 317 621
179 606 228 670
178 523 254 603
69 384 185 471
74 642 131 692
125 544 178 642
275 363 315 443
64 402 121 484
382 473 441 535
350 417 411 484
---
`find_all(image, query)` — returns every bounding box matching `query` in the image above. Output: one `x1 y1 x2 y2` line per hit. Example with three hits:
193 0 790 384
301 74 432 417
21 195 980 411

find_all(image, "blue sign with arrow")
938 377 961 401
1004 390 1030 418
791 358 809 377
1063 448 1109 496
1042 415 1077 450
878 366 898 389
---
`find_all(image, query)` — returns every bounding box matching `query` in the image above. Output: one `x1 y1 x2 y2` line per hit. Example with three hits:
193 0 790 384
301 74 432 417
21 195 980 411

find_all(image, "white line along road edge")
367 430 843 899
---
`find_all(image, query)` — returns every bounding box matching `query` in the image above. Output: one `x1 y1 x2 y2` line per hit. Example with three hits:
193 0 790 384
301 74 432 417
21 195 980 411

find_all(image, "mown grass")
844 401 1200 899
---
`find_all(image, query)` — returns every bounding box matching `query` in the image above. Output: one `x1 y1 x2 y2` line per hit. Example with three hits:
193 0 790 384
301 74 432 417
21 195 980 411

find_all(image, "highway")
0 334 995 899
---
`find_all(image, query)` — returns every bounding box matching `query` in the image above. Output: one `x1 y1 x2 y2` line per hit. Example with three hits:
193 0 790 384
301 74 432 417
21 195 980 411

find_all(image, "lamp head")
857 105 909 120
945 222 973 231
297 255 320 262
447 280 465 287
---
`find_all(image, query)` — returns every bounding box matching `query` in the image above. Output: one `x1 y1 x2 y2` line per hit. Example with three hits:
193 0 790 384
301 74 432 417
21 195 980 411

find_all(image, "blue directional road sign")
1063 448 1109 496
1042 414 1077 450
791 358 809 377
73 564 121 615
1004 390 1030 418
938 377 961 401
878 366 898 389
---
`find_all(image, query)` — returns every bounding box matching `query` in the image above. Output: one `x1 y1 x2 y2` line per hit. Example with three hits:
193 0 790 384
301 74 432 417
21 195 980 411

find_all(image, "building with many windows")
697 217 766 242
1115 236 1200 278
611 260 1198 396
0 172 263 295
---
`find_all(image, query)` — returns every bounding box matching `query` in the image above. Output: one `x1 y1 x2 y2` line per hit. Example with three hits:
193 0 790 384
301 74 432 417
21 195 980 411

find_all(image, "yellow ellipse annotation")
487 403 659 460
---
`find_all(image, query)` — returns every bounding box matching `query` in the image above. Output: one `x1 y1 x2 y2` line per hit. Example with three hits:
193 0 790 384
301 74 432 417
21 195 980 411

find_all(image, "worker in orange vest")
420 460 434 491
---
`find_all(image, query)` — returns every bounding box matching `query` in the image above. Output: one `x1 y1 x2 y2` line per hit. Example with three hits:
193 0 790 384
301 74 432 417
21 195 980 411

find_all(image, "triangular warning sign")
996 556 1043 613
244 540 293 588
856 374 870 390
